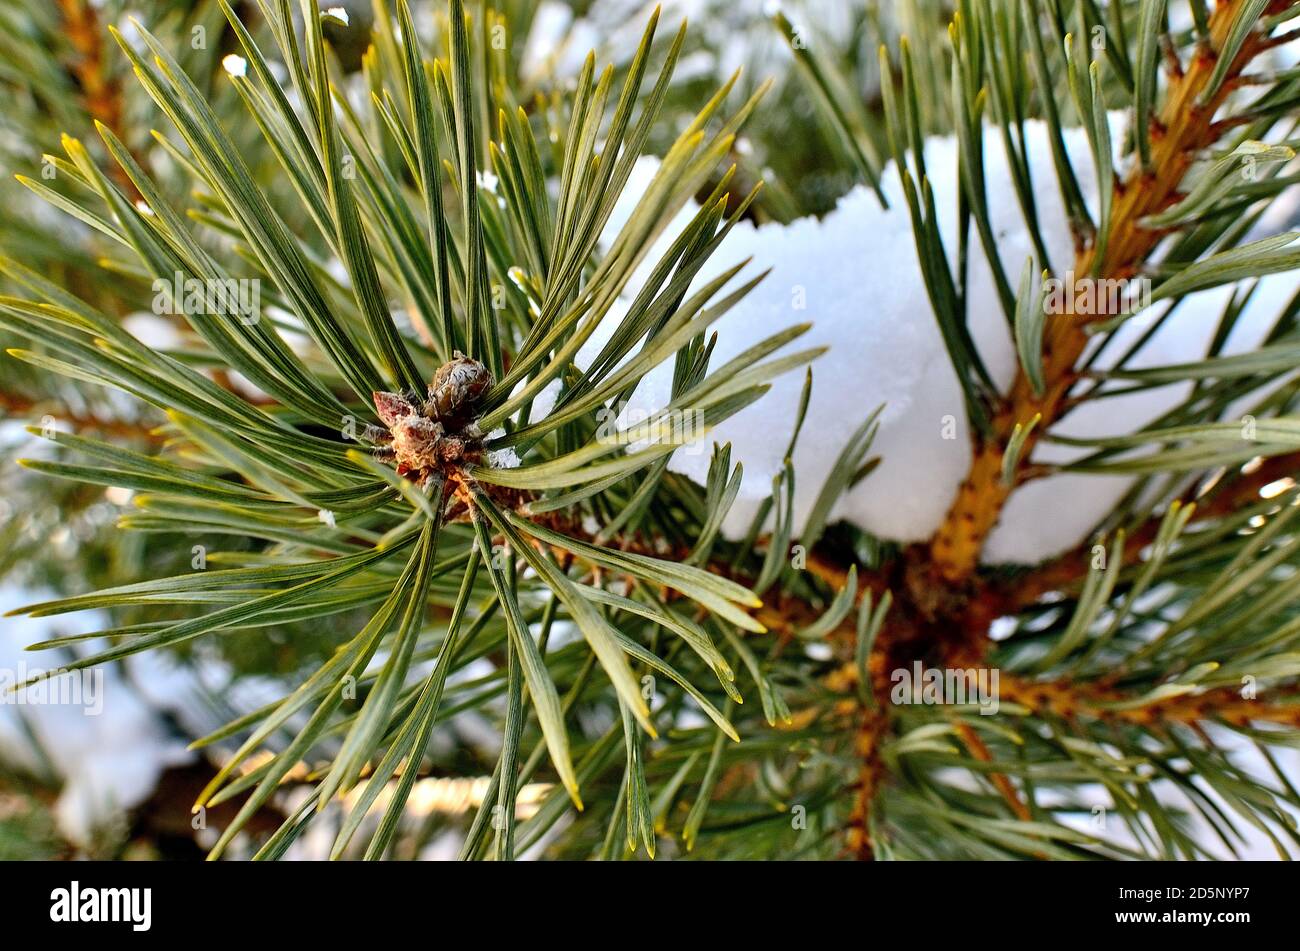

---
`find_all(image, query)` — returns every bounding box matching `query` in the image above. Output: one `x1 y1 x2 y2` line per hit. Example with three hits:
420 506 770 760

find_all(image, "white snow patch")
568 119 1299 565
485 427 521 469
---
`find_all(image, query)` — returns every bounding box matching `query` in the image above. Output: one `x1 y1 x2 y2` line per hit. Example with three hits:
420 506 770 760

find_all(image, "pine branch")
780 2 1300 859
928 0 1292 582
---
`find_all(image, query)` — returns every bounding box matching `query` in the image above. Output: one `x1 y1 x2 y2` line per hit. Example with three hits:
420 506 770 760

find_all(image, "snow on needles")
571 119 1297 565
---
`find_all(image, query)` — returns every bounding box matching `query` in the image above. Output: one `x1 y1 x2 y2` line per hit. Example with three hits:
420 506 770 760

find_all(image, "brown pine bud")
427 351 492 425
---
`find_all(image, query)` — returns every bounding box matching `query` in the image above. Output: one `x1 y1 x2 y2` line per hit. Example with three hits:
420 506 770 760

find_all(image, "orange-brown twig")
844 705 889 860
953 720 1033 821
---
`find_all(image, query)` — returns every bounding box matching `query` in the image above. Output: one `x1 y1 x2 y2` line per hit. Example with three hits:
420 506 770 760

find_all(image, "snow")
0 587 193 847
575 120 1300 565
485 427 522 469
518 2 603 84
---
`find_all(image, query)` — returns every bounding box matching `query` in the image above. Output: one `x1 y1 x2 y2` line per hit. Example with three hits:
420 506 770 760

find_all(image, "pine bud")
427 351 492 426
